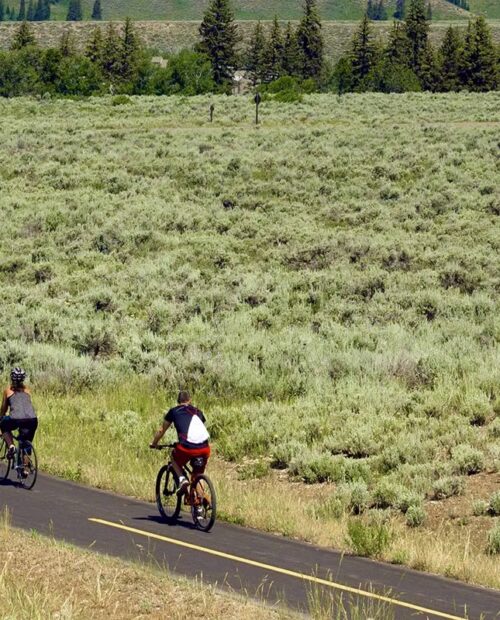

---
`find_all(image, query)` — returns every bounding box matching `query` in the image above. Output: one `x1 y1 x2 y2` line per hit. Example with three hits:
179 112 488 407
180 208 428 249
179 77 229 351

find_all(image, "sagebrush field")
0 93 498 586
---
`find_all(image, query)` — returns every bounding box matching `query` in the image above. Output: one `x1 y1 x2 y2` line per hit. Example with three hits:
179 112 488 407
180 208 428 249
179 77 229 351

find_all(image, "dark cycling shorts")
0 417 38 442
172 443 211 472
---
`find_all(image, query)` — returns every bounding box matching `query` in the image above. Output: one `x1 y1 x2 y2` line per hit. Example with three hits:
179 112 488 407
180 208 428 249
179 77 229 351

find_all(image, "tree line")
0 0 498 98
0 0 101 21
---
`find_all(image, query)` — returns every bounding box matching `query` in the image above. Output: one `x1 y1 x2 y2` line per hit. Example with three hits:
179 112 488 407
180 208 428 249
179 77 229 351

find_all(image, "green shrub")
405 504 426 527
486 524 500 555
372 480 406 509
472 500 489 517
112 94 132 106
343 480 370 514
346 517 392 558
237 461 270 480
290 451 346 484
397 490 423 514
488 491 500 516
431 476 465 500
451 444 485 475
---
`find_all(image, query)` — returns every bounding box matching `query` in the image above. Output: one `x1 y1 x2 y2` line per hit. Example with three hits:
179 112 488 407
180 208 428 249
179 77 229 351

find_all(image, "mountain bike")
0 433 38 490
152 443 216 532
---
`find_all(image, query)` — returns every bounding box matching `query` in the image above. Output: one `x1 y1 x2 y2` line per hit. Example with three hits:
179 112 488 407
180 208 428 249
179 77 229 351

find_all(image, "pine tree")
376 1 388 20
198 0 238 86
34 0 48 20
85 26 104 64
17 0 25 20
461 16 498 91
405 0 430 75
394 0 405 19
60 30 76 56
121 16 140 81
367 0 374 19
0 0 4 21
282 21 301 77
246 21 266 85
101 22 122 79
439 26 462 91
386 20 412 66
92 0 101 20
26 0 34 20
66 0 82 21
296 0 324 81
426 1 432 20
262 16 283 83
11 19 35 48
350 14 378 89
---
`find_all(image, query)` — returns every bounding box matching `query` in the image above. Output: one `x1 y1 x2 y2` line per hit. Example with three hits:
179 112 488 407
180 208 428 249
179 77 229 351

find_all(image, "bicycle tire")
0 438 11 481
190 474 216 532
19 442 37 490
156 464 181 522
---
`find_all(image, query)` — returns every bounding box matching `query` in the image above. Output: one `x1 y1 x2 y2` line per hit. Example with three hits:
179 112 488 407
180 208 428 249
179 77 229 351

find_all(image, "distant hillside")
30 0 498 22
1 19 499 62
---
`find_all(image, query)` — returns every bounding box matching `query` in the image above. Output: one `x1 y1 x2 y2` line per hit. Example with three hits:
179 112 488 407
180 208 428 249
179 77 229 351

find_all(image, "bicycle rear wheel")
0 439 11 481
190 474 216 532
156 464 181 522
19 443 37 490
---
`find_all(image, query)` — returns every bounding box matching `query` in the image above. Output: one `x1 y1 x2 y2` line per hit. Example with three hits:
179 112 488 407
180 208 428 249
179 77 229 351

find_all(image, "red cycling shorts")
172 443 211 469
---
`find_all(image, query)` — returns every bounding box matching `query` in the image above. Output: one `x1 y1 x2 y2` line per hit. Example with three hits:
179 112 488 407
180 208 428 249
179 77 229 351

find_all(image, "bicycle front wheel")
19 443 37 490
190 474 216 532
156 464 181 522
0 439 11 481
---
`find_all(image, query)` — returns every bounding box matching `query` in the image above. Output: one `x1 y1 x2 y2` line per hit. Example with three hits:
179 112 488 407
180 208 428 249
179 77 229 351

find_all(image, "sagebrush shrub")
346 517 392 558
451 444 485 475
489 491 500 516
486 524 500 555
431 476 465 500
405 505 426 527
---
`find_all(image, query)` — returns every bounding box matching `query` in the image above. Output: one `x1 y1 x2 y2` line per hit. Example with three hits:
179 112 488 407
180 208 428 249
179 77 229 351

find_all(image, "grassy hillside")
0 93 499 586
46 0 480 21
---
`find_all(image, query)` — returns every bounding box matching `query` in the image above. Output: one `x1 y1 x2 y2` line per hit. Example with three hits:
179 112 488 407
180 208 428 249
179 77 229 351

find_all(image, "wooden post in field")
210 104 215 122
254 92 261 125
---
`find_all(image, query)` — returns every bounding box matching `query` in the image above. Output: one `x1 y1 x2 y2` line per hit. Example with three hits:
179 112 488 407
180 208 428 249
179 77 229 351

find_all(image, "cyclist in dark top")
150 390 210 495
0 368 38 460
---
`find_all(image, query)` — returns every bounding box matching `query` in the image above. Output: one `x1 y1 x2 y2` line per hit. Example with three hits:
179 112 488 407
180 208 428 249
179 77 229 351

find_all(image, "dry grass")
0 20 499 63
0 510 293 620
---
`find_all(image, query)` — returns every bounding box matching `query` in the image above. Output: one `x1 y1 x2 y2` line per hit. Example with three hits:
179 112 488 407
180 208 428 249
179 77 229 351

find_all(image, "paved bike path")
1 474 499 619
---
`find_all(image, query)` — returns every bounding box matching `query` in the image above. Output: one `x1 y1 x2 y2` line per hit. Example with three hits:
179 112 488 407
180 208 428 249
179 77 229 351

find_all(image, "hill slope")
46 0 493 21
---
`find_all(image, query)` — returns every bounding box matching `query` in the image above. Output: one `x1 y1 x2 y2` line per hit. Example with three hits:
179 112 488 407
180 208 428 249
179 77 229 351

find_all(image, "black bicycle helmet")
10 367 26 385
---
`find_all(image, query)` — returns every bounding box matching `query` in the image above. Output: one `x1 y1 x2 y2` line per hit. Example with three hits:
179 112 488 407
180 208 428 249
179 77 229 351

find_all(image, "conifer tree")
439 25 462 91
101 22 122 79
60 30 76 56
34 0 49 20
394 0 405 19
198 0 238 86
121 16 140 81
26 0 34 20
405 0 431 76
282 21 301 77
17 0 25 20
460 16 498 91
0 0 4 21
92 0 102 20
296 0 324 81
350 14 378 89
11 19 35 48
385 20 412 66
263 16 283 83
85 26 104 64
246 20 266 85
426 1 432 20
66 0 82 21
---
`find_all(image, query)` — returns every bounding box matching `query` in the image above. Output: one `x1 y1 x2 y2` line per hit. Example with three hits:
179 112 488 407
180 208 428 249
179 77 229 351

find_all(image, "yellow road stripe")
89 517 465 620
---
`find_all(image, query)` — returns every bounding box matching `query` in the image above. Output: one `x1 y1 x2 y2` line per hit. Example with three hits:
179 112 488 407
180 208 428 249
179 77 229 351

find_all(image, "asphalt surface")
0 473 499 619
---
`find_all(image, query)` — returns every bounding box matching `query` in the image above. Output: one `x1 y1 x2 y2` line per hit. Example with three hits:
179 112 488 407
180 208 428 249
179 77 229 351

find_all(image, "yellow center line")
89 517 466 620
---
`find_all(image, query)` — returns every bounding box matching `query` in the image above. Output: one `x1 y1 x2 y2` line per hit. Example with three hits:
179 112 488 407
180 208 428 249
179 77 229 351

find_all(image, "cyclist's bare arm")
150 420 172 448
0 389 9 418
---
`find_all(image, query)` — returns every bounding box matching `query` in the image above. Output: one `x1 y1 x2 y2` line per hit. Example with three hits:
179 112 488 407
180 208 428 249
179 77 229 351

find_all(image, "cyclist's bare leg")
2 431 14 449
